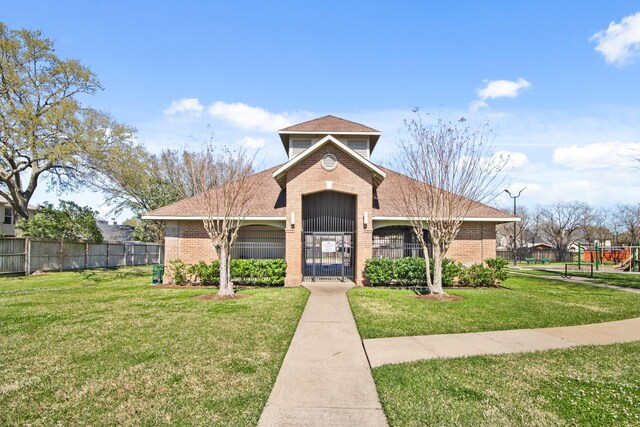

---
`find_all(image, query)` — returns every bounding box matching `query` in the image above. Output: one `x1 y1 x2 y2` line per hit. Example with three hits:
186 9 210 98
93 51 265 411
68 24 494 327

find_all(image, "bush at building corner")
167 259 286 286
167 259 188 285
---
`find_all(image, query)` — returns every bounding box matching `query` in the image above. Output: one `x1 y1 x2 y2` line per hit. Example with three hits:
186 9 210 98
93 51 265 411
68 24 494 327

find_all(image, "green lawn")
0 267 309 426
372 342 640 427
513 268 640 289
348 275 640 339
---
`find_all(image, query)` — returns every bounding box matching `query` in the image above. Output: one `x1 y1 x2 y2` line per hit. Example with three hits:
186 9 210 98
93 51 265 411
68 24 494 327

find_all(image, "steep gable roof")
280 115 379 133
279 115 381 151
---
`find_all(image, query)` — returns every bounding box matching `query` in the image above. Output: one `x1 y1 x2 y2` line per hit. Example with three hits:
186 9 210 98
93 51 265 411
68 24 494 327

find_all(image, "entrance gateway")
302 191 355 281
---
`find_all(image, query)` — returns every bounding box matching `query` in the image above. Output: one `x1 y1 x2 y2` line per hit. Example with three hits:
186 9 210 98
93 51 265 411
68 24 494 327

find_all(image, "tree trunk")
217 245 234 296
421 242 433 292
432 244 445 294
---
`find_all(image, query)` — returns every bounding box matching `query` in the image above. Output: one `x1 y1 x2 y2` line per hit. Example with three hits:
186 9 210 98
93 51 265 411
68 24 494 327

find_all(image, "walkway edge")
363 317 640 368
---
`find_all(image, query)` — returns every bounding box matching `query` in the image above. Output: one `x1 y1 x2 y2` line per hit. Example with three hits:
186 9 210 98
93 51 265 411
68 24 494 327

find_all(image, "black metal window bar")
230 229 285 259
372 227 431 259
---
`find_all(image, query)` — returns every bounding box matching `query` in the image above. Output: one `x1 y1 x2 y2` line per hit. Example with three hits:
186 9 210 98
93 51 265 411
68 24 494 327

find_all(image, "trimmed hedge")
364 257 508 287
179 259 286 286
231 259 287 286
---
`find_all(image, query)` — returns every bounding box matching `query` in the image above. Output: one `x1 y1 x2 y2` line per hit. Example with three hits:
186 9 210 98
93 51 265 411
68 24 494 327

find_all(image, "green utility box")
152 264 164 284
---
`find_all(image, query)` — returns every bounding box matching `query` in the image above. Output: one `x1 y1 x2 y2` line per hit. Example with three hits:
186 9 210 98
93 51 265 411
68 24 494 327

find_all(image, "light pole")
505 187 526 266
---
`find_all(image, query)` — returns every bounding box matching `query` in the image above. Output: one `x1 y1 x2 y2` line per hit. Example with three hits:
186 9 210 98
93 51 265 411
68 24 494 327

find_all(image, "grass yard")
0 267 309 426
372 342 640 427
514 268 640 289
348 275 640 339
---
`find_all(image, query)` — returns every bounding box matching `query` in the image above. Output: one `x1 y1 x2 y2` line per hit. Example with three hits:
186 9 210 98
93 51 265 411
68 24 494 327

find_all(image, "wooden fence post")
59 240 63 272
106 242 110 268
24 238 31 276
85 242 89 269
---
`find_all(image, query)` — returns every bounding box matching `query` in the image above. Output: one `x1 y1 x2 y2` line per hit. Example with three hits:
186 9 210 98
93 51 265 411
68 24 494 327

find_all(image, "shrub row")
364 256 509 287
167 259 286 286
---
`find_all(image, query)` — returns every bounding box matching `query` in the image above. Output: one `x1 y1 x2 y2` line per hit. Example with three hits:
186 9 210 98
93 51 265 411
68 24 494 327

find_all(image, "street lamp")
505 187 526 266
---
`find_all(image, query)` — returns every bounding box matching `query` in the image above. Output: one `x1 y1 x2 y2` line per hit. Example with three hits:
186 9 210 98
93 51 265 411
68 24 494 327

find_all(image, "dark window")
3 207 14 225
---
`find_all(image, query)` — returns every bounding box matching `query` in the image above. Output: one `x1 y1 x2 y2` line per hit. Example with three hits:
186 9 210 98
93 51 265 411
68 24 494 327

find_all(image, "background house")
0 197 36 237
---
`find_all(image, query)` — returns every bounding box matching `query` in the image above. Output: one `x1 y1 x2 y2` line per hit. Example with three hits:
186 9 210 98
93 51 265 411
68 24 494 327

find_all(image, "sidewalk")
258 282 388 427
363 317 640 368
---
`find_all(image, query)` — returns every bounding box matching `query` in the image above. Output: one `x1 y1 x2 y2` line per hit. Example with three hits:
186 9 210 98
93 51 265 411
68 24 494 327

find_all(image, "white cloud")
238 136 266 149
470 78 531 111
163 98 204 117
590 12 640 66
495 150 537 173
208 101 294 132
552 141 640 170
477 78 531 101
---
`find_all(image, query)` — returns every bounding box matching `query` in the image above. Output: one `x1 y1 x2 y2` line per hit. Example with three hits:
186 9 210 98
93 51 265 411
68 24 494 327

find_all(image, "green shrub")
231 259 287 286
435 258 465 286
365 257 509 287
459 264 495 286
187 261 220 285
180 259 287 286
365 257 463 286
363 258 395 285
167 259 188 285
457 257 509 287
485 257 509 281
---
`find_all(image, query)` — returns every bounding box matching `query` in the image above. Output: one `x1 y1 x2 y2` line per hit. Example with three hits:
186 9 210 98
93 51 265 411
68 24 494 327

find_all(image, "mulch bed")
412 293 463 302
152 283 211 289
193 293 249 301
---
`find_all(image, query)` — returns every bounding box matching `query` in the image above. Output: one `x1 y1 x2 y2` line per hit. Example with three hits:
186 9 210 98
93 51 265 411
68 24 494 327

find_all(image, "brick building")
144 115 517 286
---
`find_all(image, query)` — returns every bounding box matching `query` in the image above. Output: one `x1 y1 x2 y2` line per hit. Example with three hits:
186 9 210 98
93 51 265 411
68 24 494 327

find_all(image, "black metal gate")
302 191 356 282
303 232 354 281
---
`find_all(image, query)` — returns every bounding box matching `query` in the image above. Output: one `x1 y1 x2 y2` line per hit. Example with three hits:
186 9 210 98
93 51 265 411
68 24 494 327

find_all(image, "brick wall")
447 222 497 265
163 220 216 282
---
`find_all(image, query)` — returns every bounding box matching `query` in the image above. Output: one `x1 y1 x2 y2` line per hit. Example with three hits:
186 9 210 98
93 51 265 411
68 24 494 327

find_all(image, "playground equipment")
576 243 640 272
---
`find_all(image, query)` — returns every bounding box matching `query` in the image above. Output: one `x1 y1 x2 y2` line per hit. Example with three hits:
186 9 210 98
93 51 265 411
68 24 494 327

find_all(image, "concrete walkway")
364 317 640 368
258 282 388 427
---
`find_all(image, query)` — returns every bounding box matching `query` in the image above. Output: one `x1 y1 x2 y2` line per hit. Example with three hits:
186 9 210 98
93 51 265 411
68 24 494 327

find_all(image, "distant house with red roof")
144 115 517 285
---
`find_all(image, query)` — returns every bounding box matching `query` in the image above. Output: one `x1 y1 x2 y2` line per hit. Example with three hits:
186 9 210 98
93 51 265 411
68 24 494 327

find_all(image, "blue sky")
4 1 640 219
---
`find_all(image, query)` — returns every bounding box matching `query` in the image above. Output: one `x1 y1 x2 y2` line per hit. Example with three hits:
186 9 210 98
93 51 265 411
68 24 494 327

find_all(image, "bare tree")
536 201 591 261
398 113 507 293
581 206 610 245
497 205 537 256
614 204 640 244
154 148 219 199
186 146 257 296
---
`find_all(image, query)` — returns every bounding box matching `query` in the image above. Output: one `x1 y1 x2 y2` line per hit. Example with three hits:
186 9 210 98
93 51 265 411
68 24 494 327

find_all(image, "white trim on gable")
272 135 386 188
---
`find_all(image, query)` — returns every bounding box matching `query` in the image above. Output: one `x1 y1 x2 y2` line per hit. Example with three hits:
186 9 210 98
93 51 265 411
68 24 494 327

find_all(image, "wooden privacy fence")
0 238 163 275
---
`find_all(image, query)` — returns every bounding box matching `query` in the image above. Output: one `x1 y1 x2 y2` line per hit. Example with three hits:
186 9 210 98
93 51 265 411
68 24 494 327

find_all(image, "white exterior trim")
141 216 287 221
272 135 386 182
373 216 520 223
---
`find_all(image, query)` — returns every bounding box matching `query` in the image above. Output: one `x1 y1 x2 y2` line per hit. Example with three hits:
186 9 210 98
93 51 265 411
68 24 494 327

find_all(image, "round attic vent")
321 153 338 171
